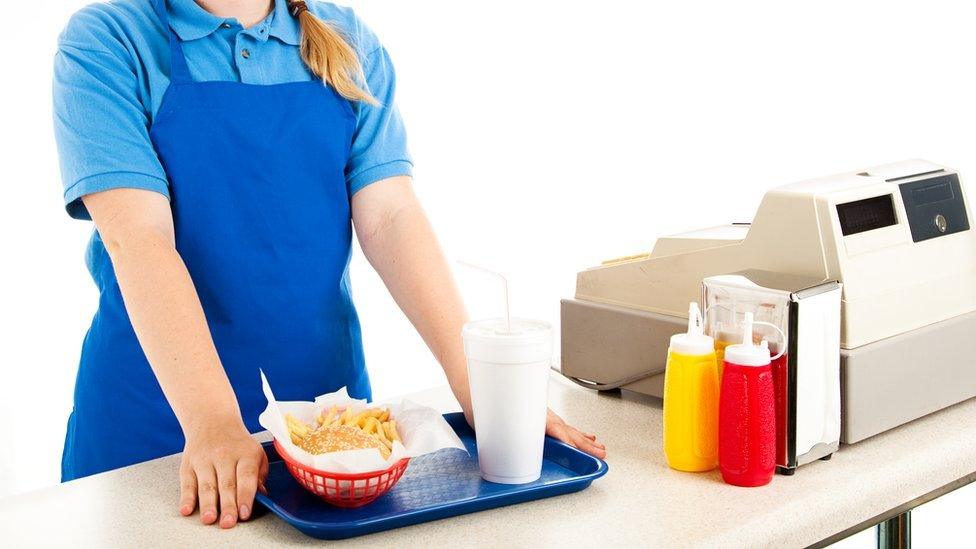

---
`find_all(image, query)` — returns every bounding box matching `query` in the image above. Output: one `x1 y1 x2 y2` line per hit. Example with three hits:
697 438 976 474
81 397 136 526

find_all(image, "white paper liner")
258 371 467 473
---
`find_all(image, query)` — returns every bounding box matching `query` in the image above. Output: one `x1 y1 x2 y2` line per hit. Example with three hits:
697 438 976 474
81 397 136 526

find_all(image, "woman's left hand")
546 408 606 459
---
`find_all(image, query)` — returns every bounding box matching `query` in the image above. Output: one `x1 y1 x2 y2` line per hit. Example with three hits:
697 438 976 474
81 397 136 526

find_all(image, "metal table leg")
877 511 911 549
810 473 974 548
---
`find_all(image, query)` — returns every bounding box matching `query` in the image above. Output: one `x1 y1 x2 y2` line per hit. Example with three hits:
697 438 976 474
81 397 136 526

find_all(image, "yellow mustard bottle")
663 302 720 472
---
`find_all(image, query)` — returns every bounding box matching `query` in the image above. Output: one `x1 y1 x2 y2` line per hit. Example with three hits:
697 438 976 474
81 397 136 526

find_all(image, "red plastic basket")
273 439 410 508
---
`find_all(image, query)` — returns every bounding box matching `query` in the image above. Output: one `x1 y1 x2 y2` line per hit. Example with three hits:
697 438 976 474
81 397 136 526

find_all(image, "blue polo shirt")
54 0 412 220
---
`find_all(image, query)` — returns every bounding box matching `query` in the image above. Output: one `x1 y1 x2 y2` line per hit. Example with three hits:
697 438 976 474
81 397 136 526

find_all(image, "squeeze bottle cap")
723 312 772 367
669 302 714 356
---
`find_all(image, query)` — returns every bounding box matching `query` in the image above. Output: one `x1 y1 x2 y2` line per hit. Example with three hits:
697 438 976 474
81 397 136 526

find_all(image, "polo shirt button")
221 23 231 29
241 48 251 59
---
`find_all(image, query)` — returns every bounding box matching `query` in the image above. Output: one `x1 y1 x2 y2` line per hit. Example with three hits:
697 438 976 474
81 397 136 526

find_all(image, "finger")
574 435 606 457
178 465 198 517
571 430 607 459
258 452 269 495
236 458 260 521
573 434 603 455
196 465 219 525
216 460 239 528
570 426 605 449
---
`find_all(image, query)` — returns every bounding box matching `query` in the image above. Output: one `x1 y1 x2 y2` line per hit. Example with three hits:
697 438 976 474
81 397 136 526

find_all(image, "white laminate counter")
2 373 975 548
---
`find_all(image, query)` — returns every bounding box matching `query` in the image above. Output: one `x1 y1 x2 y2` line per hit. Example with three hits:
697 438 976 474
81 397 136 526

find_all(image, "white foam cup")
462 318 552 484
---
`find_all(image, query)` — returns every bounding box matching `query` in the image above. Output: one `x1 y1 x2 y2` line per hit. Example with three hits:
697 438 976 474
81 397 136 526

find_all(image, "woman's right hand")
82 189 268 528
179 417 268 529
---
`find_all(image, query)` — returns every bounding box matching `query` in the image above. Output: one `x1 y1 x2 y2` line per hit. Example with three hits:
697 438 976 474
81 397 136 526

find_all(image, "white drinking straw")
457 261 512 333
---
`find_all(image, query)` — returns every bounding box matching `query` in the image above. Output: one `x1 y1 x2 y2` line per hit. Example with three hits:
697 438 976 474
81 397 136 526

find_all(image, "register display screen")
836 195 898 236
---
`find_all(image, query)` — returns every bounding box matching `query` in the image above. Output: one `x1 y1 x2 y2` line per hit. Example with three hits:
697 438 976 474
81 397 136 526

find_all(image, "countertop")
3 373 976 548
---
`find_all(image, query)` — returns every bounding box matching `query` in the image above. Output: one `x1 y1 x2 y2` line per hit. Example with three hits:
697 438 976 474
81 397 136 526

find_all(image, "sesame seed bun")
298 424 388 456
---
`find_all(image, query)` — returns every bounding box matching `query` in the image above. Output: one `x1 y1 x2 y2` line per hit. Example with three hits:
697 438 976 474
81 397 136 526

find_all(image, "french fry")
383 421 400 443
318 405 338 427
374 424 393 449
345 411 367 427
329 411 343 427
286 414 308 433
377 409 390 422
285 413 312 444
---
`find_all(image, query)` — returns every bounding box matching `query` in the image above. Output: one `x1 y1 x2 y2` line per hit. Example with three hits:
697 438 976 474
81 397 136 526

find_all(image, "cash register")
561 159 976 445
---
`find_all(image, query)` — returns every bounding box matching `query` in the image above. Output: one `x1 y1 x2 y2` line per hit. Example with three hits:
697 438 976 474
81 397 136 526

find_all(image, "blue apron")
61 0 370 481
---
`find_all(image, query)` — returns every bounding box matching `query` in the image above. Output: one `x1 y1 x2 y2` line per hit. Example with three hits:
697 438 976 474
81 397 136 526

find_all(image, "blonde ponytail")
287 0 378 105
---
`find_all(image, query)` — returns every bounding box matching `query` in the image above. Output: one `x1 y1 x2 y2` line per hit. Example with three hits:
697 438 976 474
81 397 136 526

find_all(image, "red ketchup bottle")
719 312 776 487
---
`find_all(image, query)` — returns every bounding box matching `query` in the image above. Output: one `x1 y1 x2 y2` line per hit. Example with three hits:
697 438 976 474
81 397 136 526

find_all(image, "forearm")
352 180 605 458
105 230 242 433
355 186 472 417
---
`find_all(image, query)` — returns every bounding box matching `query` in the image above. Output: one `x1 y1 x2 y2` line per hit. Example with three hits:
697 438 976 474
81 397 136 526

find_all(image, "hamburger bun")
298 424 390 458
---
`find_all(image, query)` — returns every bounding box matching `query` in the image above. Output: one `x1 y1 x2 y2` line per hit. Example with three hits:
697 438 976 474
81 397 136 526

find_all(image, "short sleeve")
344 45 413 196
53 12 169 220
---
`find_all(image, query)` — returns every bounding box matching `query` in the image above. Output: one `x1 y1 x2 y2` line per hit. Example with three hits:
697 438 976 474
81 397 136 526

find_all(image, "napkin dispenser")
703 271 841 474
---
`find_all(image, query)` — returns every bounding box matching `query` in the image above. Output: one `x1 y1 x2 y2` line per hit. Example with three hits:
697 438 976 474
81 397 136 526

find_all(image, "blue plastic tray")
255 412 608 540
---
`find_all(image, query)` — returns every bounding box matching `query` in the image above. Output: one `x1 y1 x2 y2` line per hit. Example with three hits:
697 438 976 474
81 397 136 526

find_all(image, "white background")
2 0 974 545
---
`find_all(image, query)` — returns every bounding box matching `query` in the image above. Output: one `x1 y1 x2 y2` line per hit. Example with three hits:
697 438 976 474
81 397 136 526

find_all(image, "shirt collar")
167 0 301 46
168 0 224 41
268 0 301 46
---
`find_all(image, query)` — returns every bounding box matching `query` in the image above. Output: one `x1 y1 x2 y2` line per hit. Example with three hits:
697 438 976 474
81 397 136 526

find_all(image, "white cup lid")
462 318 552 364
